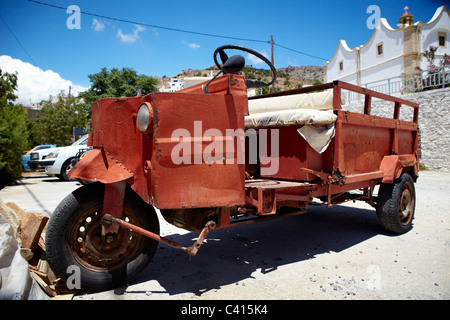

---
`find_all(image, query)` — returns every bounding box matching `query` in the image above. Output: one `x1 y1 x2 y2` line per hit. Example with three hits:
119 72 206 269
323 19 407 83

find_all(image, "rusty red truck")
45 45 419 291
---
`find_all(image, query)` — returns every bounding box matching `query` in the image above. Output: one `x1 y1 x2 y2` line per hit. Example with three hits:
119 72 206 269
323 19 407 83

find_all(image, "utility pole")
270 35 274 93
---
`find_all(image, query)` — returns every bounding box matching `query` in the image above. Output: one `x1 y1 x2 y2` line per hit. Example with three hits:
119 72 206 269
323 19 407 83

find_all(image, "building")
159 78 186 92
324 5 450 86
159 70 261 96
159 70 216 93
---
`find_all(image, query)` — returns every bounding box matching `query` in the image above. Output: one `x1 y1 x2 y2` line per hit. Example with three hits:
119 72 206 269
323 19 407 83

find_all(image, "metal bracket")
101 214 216 257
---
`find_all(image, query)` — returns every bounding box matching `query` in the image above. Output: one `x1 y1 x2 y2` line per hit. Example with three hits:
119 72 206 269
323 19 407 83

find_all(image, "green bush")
0 69 28 188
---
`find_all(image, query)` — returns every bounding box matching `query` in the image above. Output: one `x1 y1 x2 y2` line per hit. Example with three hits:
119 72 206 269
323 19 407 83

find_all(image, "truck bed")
243 80 419 213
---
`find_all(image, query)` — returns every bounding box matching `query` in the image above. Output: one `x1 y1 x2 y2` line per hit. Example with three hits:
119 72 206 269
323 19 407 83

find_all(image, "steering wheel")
213 45 277 88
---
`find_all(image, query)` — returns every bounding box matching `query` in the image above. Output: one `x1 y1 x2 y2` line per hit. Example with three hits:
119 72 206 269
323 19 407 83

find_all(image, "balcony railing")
345 66 450 103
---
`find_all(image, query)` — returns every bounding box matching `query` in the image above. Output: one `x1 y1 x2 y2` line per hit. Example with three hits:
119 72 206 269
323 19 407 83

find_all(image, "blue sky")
0 0 446 103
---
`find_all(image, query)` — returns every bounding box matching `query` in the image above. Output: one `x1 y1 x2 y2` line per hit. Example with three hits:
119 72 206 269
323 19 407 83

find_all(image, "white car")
39 135 91 181
25 144 57 170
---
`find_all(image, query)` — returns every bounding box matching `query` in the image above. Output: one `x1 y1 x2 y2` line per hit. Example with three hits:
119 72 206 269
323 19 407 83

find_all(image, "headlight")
44 151 59 159
137 102 153 134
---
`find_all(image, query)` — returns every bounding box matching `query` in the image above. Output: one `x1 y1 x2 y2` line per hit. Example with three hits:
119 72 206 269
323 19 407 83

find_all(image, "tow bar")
101 214 216 257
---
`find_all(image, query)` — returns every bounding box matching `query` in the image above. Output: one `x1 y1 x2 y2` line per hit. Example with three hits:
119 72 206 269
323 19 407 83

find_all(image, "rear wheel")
45 182 159 291
377 172 415 234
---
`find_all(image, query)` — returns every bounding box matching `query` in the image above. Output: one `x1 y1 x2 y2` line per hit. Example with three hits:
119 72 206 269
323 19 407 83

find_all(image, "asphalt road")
0 170 449 300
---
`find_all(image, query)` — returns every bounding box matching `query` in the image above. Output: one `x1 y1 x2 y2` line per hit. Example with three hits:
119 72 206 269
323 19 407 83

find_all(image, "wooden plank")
29 269 56 297
21 213 49 251
5 202 29 226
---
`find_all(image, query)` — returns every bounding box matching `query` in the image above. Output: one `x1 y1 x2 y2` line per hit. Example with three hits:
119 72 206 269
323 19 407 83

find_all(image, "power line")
0 14 37 65
274 43 328 62
24 0 328 62
25 0 267 44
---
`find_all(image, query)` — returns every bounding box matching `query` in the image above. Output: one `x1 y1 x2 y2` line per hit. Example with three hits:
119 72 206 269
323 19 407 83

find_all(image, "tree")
0 69 28 188
32 94 88 146
79 67 159 118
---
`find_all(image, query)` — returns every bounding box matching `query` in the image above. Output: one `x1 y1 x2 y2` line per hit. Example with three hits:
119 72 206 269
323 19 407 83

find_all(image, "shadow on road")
119 204 382 297
16 173 74 184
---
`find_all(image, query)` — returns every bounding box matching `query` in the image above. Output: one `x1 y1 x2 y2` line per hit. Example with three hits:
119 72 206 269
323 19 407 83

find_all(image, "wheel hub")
399 183 414 225
70 206 141 271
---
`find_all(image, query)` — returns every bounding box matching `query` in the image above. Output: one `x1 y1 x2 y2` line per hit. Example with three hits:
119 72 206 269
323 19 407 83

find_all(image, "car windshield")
72 135 88 146
26 146 39 154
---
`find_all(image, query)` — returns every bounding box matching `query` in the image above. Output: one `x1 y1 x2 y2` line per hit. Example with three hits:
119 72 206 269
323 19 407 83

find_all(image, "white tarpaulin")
248 90 336 114
0 203 49 300
245 109 337 129
297 124 336 154
245 90 339 154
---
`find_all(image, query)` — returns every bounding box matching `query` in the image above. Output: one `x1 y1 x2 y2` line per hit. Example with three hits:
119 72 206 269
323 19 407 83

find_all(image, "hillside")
277 65 324 84
164 65 325 92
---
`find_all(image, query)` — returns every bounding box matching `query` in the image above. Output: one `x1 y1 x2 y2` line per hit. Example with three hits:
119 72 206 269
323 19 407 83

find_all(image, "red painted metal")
69 77 419 244
102 181 126 234
68 149 133 184
101 214 215 256
102 214 188 252
150 90 248 209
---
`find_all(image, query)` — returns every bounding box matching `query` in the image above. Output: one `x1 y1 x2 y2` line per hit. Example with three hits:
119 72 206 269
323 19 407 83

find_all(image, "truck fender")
68 148 133 184
380 154 417 184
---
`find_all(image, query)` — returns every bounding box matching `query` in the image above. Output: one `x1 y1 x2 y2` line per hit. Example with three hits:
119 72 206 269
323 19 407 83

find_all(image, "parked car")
39 135 91 181
23 144 57 170
71 149 95 185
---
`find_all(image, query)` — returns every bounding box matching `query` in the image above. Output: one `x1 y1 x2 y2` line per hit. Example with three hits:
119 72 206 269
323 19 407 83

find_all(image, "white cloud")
117 25 146 43
247 50 269 65
0 55 89 105
181 40 200 49
92 18 105 32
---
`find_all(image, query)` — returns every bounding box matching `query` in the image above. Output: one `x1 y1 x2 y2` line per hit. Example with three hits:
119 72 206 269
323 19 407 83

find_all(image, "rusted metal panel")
341 120 391 175
102 181 126 234
71 95 154 203
259 126 333 181
244 179 313 189
180 74 249 98
150 78 249 209
380 154 417 183
68 148 133 184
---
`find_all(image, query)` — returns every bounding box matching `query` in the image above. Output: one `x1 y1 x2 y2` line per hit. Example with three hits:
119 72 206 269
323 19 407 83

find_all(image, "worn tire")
45 182 159 291
377 172 415 234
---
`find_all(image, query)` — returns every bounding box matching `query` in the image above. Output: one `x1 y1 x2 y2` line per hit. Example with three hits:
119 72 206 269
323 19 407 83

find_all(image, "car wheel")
60 158 74 181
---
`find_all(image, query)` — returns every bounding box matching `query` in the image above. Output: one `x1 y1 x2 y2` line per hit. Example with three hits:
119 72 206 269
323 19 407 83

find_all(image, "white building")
159 71 258 96
159 70 215 92
159 78 185 92
324 6 450 86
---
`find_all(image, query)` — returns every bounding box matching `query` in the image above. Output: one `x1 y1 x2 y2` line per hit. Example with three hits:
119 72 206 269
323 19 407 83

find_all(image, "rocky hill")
165 65 325 92
277 65 324 84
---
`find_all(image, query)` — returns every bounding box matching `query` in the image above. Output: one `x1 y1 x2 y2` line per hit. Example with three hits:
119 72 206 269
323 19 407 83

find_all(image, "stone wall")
342 87 450 171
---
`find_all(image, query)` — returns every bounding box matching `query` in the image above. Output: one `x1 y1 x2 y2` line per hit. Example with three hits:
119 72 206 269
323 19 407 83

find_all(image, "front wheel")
377 172 416 234
45 182 159 291
60 158 74 181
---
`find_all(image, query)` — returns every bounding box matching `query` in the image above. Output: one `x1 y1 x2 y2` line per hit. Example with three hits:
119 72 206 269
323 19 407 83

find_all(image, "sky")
0 0 446 105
